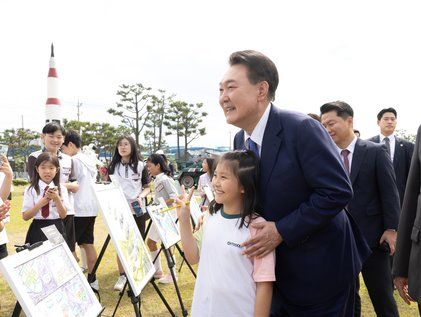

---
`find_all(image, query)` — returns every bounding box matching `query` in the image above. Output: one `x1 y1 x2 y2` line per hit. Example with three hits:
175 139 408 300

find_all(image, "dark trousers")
354 248 399 317
270 282 355 317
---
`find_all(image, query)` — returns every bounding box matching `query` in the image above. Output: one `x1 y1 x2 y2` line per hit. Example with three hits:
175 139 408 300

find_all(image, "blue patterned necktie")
246 138 260 159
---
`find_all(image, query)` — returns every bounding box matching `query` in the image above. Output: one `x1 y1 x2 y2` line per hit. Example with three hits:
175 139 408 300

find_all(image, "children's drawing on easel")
0 241 102 317
189 195 203 226
94 182 155 296
147 198 180 249
203 185 214 202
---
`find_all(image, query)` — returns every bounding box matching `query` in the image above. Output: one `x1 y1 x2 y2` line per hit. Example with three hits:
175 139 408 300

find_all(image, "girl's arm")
22 196 50 221
176 189 200 264
139 185 151 199
0 220 4 232
254 282 273 317
0 156 13 201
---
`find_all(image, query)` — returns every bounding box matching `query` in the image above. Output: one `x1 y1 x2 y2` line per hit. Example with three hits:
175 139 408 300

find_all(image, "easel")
92 234 177 317
144 218 197 279
11 241 105 317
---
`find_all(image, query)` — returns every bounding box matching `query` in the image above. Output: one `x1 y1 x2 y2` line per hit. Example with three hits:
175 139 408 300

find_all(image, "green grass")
0 187 419 316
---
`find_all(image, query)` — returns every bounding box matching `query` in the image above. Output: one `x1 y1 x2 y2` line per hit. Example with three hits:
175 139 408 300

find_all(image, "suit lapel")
350 139 367 184
261 106 283 192
235 130 245 150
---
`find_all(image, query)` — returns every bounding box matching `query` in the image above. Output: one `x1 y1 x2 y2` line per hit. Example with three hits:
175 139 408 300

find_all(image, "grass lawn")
0 186 419 316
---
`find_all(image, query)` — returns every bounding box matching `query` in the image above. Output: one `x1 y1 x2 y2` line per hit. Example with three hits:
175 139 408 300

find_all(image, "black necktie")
384 137 391 158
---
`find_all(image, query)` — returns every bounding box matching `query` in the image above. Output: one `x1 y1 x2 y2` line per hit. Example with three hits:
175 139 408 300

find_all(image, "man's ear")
377 120 380 126
257 81 269 102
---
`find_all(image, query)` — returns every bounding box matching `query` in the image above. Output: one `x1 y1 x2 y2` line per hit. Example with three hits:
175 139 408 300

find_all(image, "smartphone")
131 200 143 217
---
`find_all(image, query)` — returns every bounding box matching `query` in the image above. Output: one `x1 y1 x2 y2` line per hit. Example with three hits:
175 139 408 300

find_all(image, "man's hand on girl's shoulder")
241 221 282 258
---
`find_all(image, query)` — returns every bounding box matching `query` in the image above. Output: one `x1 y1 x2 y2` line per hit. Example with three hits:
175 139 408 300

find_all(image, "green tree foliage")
165 101 207 160
0 128 40 171
144 89 174 153
107 83 153 147
164 101 186 159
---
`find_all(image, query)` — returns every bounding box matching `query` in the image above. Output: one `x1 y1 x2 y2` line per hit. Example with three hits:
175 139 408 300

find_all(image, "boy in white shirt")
62 130 99 291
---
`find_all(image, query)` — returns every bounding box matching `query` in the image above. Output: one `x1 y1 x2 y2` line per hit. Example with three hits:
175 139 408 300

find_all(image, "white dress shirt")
335 136 358 174
243 103 271 156
380 134 395 162
22 180 70 220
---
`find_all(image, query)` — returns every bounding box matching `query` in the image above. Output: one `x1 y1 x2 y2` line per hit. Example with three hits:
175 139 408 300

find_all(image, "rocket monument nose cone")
51 43 54 57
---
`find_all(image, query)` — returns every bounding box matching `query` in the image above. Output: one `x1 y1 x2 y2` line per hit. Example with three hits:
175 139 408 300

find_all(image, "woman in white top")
108 135 151 291
197 157 217 209
0 155 13 259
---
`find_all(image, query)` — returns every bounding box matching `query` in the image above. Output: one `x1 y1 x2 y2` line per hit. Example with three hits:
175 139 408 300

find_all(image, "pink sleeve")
250 217 276 282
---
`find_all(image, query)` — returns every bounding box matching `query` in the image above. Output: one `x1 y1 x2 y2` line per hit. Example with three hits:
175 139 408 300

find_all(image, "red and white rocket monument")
45 43 62 124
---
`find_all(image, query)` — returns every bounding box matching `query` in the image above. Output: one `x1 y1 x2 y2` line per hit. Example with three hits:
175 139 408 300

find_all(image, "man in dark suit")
393 124 421 313
320 101 400 317
367 107 414 206
221 50 370 316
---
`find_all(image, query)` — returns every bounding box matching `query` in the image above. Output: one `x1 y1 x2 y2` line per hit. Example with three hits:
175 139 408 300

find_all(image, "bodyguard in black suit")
321 101 400 317
367 107 414 206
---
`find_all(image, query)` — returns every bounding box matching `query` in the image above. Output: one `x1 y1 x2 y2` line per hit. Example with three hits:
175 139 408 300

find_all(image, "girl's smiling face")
212 160 243 208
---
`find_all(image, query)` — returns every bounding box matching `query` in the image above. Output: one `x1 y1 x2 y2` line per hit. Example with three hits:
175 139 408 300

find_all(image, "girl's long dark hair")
108 135 141 175
147 154 171 176
29 152 61 195
209 150 261 228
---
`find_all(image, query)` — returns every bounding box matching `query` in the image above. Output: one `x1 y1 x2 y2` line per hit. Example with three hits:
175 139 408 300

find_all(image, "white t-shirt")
22 180 71 220
191 210 276 317
71 152 99 217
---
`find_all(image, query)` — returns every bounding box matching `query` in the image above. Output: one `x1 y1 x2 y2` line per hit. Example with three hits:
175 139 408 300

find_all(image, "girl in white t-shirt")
177 150 275 317
197 157 217 209
22 152 68 245
146 153 178 284
108 135 151 291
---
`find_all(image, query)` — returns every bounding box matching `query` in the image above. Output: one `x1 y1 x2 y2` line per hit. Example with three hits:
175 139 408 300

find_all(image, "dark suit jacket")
348 138 400 248
234 105 370 306
393 125 421 303
367 135 414 206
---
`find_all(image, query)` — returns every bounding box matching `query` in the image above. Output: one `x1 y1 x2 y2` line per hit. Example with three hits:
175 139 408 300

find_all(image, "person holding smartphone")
108 135 151 292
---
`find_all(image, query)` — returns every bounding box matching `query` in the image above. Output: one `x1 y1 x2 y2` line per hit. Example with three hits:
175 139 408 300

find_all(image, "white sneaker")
158 273 177 284
114 275 127 291
90 279 99 291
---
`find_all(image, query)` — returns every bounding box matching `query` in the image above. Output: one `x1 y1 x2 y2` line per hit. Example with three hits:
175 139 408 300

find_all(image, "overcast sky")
1 0 420 148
